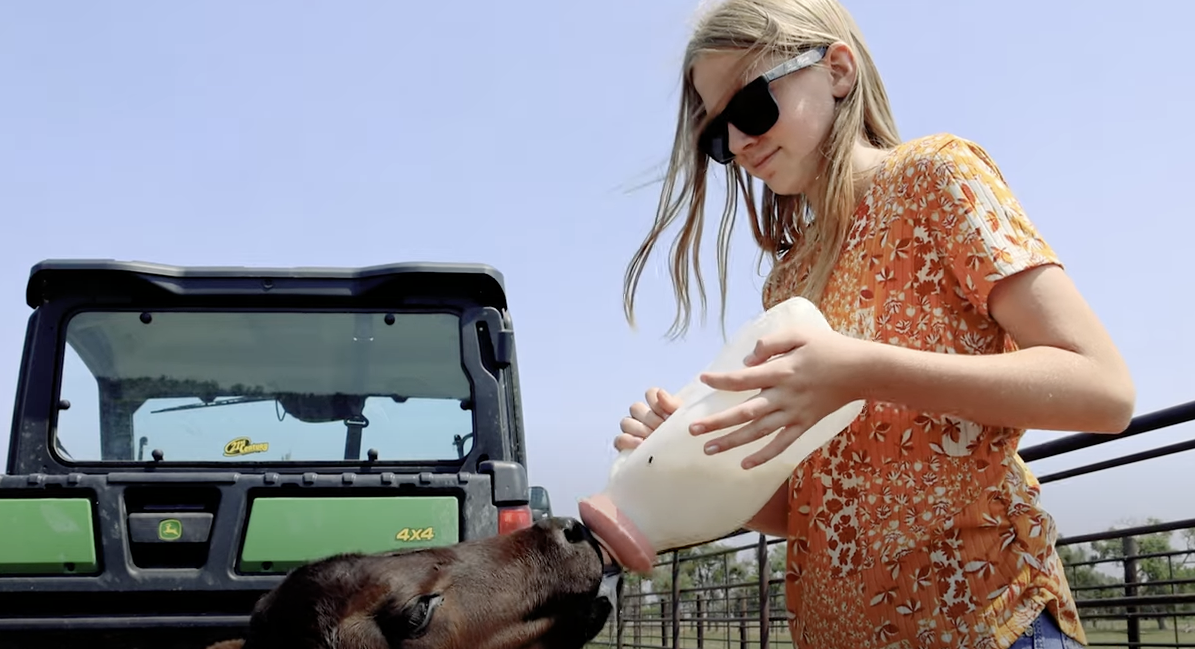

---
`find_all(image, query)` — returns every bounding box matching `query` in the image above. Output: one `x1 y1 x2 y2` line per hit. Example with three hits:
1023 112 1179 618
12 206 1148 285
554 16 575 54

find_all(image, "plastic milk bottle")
578 297 865 574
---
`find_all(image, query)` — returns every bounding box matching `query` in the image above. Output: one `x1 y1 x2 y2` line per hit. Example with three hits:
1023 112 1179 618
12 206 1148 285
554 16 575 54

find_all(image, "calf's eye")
375 592 445 644
403 593 444 639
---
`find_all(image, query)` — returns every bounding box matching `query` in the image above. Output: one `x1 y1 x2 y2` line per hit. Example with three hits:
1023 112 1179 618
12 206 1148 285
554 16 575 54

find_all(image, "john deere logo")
223 436 270 457
158 518 183 541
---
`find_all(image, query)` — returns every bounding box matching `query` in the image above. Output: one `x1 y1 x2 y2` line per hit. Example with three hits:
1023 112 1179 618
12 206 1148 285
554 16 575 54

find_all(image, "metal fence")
586 399 1195 649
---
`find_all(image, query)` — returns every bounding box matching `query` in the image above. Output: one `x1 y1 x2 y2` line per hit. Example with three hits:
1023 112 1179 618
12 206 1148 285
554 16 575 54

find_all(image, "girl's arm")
743 483 789 537
858 263 1135 434
692 264 1135 469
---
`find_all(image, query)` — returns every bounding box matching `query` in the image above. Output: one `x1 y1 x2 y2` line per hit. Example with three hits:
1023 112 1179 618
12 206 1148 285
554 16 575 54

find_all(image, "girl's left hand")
690 326 869 469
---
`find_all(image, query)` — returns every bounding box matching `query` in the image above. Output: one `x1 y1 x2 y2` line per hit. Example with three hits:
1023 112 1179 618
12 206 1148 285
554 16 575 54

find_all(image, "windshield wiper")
149 396 275 414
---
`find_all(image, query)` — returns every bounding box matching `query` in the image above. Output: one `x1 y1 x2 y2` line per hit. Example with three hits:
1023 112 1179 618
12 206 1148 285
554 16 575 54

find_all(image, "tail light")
498 505 533 535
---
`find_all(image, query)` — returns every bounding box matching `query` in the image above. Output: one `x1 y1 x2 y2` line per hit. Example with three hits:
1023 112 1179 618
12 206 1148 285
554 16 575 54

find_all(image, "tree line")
1056 518 1195 631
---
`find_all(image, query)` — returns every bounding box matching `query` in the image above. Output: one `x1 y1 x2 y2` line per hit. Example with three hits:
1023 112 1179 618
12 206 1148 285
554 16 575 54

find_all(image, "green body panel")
239 496 460 573
0 498 98 574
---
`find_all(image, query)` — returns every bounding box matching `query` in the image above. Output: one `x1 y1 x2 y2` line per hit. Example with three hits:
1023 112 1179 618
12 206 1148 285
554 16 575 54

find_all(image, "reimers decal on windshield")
223 437 270 457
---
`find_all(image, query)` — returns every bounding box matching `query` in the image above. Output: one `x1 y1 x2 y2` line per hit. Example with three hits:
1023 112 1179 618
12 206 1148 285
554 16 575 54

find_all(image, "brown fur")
204 517 615 649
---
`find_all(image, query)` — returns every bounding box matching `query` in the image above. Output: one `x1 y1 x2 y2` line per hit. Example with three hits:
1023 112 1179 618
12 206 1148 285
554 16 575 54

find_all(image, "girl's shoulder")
879 132 1005 184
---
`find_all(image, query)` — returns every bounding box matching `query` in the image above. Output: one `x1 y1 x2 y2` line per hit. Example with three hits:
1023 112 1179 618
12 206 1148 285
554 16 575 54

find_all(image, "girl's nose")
727 123 757 157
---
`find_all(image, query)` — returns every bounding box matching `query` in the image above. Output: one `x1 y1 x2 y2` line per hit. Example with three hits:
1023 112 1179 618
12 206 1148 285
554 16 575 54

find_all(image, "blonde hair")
622 0 901 338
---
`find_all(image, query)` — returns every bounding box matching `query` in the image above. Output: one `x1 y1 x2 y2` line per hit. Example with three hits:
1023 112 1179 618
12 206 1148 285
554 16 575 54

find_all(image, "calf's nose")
557 516 592 545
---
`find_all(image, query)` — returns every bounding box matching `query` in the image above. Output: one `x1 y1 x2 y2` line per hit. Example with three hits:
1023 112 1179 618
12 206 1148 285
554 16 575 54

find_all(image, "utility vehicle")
0 259 553 648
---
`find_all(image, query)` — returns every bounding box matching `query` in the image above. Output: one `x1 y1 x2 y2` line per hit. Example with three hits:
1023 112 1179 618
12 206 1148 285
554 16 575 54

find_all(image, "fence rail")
587 399 1195 649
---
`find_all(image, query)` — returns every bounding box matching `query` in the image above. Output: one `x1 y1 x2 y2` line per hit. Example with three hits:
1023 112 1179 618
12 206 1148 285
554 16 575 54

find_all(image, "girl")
615 1 1135 648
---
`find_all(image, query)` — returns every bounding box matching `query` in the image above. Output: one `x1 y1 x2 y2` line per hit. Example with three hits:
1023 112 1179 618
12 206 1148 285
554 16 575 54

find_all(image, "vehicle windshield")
53 309 476 463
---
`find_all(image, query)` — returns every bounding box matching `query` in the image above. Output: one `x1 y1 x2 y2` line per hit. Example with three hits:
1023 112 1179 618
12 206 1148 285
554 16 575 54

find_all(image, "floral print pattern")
762 134 1085 649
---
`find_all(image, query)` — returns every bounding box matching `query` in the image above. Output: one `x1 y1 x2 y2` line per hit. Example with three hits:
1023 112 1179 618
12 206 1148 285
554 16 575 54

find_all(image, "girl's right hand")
615 387 682 451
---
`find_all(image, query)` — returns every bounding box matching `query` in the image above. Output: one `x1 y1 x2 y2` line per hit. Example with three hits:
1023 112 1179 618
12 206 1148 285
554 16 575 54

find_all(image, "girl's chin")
760 177 804 196
762 167 816 197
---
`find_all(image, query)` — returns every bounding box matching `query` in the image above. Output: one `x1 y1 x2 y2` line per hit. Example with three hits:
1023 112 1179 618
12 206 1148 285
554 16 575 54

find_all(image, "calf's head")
207 516 618 649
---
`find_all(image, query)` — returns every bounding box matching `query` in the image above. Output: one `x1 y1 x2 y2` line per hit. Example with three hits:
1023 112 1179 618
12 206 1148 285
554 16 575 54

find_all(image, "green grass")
587 625 793 649
1082 620 1195 648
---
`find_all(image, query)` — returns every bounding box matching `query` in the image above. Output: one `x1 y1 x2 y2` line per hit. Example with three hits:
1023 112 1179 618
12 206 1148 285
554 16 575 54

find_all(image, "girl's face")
690 43 856 196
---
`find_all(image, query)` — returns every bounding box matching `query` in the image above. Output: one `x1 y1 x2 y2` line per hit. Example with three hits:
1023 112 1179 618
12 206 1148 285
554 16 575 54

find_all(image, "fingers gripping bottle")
578 297 865 574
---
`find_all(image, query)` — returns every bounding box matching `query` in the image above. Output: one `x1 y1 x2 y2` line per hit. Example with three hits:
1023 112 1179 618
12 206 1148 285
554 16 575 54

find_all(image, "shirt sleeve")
924 137 1062 319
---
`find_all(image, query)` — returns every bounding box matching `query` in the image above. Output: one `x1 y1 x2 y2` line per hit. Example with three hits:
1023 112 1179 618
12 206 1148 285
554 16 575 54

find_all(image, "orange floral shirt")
763 134 1085 649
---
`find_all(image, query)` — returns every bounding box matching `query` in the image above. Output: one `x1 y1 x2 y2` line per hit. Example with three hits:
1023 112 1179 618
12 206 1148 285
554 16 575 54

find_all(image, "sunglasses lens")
698 80 779 164
699 119 733 164
729 81 780 136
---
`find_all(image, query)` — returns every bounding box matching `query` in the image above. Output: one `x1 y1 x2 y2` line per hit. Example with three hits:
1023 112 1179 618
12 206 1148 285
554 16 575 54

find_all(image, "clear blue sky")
1 1 1192 539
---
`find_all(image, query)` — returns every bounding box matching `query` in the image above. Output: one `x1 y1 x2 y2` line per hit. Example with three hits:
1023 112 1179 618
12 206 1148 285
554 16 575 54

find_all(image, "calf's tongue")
577 493 655 575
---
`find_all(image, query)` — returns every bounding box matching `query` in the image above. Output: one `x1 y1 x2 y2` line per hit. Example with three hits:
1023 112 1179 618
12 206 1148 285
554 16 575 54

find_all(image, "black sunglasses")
696 46 828 165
